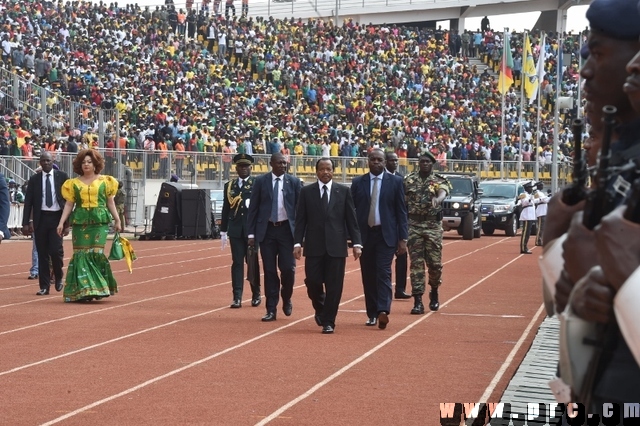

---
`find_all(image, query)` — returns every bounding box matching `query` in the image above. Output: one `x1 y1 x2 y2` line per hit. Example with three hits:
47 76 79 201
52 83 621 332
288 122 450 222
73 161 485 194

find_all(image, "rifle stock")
582 106 617 230
562 119 588 205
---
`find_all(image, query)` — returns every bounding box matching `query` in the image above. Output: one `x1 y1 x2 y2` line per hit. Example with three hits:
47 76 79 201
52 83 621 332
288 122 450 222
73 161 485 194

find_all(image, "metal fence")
2 150 572 230
0 67 120 147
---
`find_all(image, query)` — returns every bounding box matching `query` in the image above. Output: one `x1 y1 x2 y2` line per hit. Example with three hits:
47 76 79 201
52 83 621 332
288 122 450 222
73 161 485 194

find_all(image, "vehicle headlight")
493 204 511 212
452 202 460 209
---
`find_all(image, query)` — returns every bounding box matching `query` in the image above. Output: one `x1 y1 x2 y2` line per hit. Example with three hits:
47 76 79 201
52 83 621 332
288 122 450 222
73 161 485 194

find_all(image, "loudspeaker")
181 189 212 238
151 182 182 237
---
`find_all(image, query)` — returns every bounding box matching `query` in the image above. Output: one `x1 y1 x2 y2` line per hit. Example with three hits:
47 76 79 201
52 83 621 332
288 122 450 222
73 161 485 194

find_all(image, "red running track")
0 231 544 425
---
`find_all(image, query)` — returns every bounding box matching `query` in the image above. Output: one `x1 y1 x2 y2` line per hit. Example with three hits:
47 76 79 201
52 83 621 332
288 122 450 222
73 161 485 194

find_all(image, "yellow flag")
523 35 539 103
119 236 137 273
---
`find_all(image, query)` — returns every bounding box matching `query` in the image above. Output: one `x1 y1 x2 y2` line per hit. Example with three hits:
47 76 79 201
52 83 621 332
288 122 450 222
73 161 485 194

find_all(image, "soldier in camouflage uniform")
404 151 451 314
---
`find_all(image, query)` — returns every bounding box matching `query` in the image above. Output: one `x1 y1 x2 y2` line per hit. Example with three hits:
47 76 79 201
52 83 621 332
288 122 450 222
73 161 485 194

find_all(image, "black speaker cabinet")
151 182 182 238
181 189 212 238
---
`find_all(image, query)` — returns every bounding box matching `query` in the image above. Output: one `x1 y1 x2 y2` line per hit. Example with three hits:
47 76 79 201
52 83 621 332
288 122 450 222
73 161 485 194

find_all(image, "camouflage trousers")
408 219 443 295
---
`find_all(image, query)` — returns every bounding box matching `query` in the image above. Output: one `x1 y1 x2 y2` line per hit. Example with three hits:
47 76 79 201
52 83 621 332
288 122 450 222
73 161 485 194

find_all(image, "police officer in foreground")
220 153 261 308
404 151 451 314
544 0 640 416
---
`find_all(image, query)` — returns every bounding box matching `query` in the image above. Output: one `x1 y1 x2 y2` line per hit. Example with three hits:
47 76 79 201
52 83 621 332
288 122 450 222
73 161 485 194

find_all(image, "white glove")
220 232 227 250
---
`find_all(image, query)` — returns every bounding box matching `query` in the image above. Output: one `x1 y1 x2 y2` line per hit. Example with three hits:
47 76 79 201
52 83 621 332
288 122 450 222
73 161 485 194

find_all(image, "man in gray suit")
294 158 362 334
247 153 302 322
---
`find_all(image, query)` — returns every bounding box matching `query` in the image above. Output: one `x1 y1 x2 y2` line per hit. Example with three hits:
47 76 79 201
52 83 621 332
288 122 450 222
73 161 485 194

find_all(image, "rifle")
582 106 617 230
561 119 588 205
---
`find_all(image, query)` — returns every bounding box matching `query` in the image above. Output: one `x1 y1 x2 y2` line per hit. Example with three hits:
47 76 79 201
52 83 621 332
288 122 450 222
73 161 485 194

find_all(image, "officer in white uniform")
516 181 537 254
534 181 549 246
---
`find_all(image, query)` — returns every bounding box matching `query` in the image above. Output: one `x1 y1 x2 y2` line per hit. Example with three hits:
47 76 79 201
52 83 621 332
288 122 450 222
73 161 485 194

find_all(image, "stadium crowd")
0 0 584 173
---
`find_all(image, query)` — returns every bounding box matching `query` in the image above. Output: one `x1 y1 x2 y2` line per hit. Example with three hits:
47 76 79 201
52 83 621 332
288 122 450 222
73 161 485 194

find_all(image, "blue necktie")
271 177 280 222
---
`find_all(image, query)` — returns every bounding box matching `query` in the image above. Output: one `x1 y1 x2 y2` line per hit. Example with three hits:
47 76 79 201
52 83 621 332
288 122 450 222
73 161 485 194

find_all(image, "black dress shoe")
283 300 292 316
365 317 378 326
314 315 322 326
36 289 49 296
262 312 277 322
521 250 532 254
55 280 64 292
377 312 389 330
230 299 242 309
322 325 334 334
394 291 411 299
28 274 38 280
251 296 261 307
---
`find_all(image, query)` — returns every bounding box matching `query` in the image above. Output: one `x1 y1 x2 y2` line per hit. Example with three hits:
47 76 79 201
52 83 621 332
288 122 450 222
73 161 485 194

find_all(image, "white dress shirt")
41 171 62 211
271 173 288 222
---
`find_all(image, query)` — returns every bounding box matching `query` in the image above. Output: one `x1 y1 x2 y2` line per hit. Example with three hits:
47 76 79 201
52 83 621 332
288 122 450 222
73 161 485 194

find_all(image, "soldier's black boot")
429 288 440 311
410 295 424 315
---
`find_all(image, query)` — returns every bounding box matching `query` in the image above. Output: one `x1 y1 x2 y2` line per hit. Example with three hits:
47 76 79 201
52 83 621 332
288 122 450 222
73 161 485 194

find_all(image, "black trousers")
520 220 532 252
230 236 260 300
304 254 346 328
359 227 395 318
394 252 407 294
259 222 295 314
34 211 64 290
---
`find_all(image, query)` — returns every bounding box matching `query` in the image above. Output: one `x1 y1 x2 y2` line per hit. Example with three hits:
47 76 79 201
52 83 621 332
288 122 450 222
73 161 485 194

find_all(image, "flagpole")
535 32 546 184
518 31 527 181
552 35 563 194
577 31 583 119
500 27 508 180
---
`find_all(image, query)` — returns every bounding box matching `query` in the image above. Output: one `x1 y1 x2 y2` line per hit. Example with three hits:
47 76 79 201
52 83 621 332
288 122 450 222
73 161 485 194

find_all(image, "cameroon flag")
498 32 514 95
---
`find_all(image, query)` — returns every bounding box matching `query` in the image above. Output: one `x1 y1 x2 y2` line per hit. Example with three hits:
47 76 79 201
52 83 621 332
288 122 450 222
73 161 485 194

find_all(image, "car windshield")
479 183 515 198
448 178 474 196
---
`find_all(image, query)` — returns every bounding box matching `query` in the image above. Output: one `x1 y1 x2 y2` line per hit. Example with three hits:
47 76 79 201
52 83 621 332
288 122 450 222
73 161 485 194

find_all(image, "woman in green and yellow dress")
56 149 122 302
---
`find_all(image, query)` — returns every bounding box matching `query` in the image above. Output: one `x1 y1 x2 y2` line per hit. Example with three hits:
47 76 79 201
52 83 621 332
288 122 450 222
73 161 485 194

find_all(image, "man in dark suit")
247 152 302 321
294 158 362 334
385 151 410 299
22 152 69 295
0 173 11 243
220 153 261 309
351 148 408 329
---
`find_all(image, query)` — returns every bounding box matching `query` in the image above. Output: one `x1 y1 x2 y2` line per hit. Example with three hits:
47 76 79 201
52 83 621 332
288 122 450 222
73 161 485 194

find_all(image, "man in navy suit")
351 148 408 329
0 173 11 243
247 152 302 321
294 158 362 334
22 152 69 295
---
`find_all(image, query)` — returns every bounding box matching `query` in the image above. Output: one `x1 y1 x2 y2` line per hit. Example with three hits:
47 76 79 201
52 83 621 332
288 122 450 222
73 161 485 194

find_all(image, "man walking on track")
247 153 301 322
294 158 362 334
220 153 261 309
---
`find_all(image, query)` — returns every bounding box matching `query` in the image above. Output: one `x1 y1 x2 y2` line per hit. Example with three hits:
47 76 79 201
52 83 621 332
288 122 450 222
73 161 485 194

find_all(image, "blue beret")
587 0 640 40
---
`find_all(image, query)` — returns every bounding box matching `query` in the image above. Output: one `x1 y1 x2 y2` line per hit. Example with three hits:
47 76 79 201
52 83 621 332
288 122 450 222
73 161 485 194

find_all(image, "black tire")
505 215 517 236
474 221 482 239
483 225 495 236
462 214 473 240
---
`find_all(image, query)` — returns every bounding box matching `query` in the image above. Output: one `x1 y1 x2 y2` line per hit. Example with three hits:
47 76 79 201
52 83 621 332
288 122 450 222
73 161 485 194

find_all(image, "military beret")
586 0 640 40
419 151 437 163
233 153 254 165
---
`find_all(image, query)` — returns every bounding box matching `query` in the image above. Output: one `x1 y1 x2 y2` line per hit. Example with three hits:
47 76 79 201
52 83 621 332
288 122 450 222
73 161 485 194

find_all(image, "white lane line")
255 250 529 425
37 294 365 426
0 249 229 289
440 313 525 318
0 241 208 275
477 304 545 402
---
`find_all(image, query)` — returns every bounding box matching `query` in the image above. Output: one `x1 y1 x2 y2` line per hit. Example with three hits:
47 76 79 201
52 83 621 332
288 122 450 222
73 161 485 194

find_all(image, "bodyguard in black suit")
385 152 410 299
351 149 408 329
247 153 302 321
294 158 362 334
220 153 261 308
22 152 69 295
